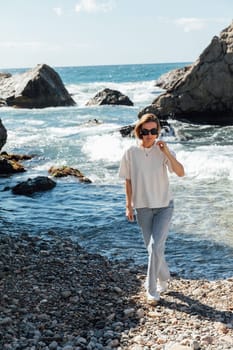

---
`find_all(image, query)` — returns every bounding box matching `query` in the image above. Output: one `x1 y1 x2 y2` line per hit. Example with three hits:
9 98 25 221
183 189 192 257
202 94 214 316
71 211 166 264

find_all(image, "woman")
119 113 185 305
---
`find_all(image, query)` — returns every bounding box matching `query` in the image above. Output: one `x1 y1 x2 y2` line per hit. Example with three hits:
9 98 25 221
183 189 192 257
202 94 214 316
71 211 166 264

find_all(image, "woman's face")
141 121 159 144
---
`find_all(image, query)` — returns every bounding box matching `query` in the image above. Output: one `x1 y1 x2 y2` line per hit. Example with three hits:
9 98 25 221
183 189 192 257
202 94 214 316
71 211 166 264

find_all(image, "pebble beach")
0 233 232 350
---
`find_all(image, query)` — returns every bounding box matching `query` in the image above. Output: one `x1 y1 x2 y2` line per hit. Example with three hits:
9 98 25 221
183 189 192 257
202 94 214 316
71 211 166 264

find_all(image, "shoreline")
0 232 232 350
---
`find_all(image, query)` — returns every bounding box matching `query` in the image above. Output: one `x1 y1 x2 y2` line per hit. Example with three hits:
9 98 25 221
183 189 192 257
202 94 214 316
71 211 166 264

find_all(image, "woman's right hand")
126 206 134 221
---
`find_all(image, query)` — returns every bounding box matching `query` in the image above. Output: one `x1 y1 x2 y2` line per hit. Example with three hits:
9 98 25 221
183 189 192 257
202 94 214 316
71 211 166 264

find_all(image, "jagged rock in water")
119 125 135 137
86 88 134 106
0 64 76 108
140 22 233 125
0 151 33 161
0 158 25 174
48 166 92 183
12 176 56 195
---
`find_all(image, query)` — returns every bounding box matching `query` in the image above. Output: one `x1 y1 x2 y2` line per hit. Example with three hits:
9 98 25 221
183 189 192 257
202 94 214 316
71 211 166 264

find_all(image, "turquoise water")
0 63 233 280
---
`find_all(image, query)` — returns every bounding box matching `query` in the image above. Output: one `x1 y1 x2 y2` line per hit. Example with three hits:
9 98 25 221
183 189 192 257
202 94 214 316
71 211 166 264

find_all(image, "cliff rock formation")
141 22 233 125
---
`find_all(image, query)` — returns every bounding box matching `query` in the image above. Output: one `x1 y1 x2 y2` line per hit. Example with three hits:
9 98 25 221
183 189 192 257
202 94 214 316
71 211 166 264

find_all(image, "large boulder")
0 64 76 108
141 22 233 125
12 176 56 195
86 88 134 106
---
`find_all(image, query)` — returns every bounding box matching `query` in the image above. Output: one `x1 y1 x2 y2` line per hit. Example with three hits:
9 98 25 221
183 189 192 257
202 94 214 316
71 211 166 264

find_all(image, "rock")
12 176 56 195
0 151 35 176
0 73 11 79
141 22 233 125
61 290 72 298
0 317 12 326
155 65 192 91
86 88 134 106
119 124 135 137
164 343 191 350
136 308 144 319
0 157 26 174
0 118 7 151
84 118 102 127
48 341 58 349
0 64 76 108
48 166 92 183
0 151 33 161
124 308 135 317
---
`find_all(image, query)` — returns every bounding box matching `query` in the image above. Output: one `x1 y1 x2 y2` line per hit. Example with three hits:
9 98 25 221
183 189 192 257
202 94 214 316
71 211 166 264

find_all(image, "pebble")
0 233 232 350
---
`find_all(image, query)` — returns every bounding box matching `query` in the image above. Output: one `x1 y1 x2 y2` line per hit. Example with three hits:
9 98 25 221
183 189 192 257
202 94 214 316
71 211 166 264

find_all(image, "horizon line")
0 61 192 71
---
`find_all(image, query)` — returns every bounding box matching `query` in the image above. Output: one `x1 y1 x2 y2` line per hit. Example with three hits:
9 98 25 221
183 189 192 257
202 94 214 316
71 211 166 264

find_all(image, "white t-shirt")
119 143 174 209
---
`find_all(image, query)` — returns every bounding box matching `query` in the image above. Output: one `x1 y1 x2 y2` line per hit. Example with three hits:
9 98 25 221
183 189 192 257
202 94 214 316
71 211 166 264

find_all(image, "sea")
0 62 233 281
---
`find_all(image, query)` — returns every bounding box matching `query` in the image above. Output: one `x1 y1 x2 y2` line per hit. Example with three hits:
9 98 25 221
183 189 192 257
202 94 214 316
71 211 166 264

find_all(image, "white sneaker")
157 280 168 293
143 279 148 290
146 291 160 305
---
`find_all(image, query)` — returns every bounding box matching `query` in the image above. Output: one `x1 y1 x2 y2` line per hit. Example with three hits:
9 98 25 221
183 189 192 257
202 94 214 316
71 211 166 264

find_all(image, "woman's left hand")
157 140 185 177
157 140 169 154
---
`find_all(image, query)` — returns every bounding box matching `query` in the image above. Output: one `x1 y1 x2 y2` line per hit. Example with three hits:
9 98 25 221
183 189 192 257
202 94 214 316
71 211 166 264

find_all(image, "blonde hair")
134 113 161 139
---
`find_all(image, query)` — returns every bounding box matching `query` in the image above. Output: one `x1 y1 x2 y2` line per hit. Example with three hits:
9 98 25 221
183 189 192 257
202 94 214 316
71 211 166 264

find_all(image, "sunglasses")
141 128 159 136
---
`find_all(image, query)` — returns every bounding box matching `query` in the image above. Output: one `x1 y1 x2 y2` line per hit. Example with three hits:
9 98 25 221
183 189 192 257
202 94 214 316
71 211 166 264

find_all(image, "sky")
0 0 233 69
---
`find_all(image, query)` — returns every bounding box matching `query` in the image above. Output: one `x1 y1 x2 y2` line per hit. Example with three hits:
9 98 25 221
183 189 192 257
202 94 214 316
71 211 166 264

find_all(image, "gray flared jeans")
136 200 174 295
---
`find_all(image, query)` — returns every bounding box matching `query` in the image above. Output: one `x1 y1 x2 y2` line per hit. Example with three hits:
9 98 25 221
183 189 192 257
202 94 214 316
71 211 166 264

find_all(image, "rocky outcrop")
86 88 134 106
0 119 7 151
141 22 233 125
155 65 192 91
0 151 33 162
0 158 26 174
48 166 92 183
0 64 76 108
0 152 34 175
12 176 56 195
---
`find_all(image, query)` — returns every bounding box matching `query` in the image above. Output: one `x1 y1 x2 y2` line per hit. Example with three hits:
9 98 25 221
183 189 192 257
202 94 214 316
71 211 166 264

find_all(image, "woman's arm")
125 179 134 221
157 141 185 177
167 153 185 177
